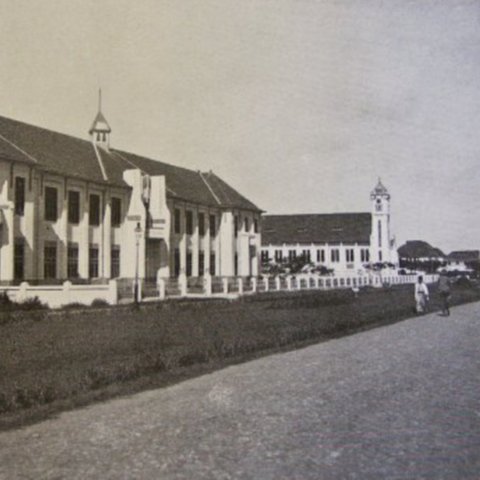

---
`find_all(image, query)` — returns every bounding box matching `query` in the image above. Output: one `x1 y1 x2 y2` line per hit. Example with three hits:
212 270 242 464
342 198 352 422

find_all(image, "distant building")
446 250 480 272
261 180 399 273
398 240 446 273
0 105 261 284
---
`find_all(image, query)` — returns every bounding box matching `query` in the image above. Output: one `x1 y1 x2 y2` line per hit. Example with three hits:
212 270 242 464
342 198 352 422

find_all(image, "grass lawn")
0 282 478 430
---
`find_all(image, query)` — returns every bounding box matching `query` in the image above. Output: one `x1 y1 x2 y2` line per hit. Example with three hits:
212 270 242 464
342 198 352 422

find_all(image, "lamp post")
134 222 142 304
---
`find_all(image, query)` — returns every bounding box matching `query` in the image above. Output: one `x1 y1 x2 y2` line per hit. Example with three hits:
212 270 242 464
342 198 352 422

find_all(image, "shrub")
91 298 109 308
18 296 48 311
62 302 88 310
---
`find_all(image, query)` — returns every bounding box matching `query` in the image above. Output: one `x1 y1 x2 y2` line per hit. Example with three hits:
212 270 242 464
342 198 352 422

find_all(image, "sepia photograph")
0 0 479 478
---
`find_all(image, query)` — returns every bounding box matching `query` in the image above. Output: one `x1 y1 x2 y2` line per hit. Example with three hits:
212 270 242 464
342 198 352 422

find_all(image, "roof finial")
98 88 102 112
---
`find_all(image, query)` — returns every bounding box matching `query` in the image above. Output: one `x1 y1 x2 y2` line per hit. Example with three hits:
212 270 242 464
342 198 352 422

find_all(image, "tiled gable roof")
398 240 445 259
0 114 260 211
262 213 372 245
447 250 480 262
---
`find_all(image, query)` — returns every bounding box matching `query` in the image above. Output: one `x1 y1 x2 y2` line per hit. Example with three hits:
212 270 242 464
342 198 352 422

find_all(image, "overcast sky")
1 0 479 252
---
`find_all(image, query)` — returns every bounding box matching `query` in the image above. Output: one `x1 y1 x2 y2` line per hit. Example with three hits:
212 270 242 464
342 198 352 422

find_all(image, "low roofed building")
261 180 399 274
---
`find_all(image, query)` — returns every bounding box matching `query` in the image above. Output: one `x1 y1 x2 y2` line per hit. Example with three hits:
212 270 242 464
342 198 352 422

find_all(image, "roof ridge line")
0 131 39 164
199 171 222 205
92 143 109 181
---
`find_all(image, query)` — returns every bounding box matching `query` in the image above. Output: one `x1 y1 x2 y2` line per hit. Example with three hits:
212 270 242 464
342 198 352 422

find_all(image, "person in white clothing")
415 276 429 314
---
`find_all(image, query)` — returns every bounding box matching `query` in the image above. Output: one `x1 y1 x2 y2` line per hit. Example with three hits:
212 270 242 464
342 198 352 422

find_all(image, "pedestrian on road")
415 275 429 314
437 270 451 316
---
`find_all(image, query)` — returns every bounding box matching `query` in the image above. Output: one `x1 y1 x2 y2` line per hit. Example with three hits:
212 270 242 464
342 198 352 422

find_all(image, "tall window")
317 249 325 263
14 177 25 216
67 243 79 278
198 213 205 237
244 217 249 232
199 251 205 276
254 219 259 234
302 249 311 262
186 251 193 277
174 248 180 277
111 197 122 227
346 249 355 262
14 240 24 280
275 250 283 262
111 246 120 278
89 194 101 226
261 251 270 263
186 211 193 235
234 216 238 237
331 249 340 263
288 250 297 261
209 252 216 276
44 243 57 279
234 253 238 276
174 209 181 234
378 220 382 247
209 215 216 236
44 186 58 222
361 249 370 262
89 245 99 278
68 191 80 224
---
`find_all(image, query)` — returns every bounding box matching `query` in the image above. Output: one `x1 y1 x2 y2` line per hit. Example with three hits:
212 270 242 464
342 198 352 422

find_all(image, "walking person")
415 275 430 314
438 270 451 316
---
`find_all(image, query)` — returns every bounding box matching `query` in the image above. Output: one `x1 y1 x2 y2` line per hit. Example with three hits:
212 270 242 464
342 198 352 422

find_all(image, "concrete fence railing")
0 280 118 308
0 272 438 308
154 272 439 301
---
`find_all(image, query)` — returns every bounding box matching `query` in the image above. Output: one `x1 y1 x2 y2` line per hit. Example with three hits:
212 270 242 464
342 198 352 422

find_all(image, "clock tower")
370 179 397 264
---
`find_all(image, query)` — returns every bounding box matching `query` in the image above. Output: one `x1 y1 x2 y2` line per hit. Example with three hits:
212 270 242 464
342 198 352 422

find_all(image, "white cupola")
89 89 111 150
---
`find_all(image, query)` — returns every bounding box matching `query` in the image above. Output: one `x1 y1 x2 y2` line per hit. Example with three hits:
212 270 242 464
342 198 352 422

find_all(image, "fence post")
264 275 269 292
179 274 187 297
157 277 166 300
223 277 229 295
238 277 243 295
275 276 281 291
62 280 72 306
286 275 292 290
17 281 29 303
108 279 118 304
204 275 212 297
252 276 257 293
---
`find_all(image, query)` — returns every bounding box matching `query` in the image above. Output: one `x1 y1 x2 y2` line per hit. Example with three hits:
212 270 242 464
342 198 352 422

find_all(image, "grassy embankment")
0 282 478 429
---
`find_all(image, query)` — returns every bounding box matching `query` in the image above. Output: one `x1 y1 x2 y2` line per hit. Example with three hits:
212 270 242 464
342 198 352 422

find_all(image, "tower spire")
89 89 111 149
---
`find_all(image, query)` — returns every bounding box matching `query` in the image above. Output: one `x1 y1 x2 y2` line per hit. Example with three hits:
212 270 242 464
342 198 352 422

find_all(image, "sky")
1 0 479 253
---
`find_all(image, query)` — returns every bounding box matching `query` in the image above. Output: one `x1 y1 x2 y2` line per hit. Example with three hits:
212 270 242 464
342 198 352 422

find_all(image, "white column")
192 210 199 277
103 195 112 278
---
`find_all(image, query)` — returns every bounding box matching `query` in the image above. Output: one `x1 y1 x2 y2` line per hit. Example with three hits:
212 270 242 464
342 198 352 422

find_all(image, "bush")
454 276 473 289
62 302 88 310
17 296 48 311
91 298 109 308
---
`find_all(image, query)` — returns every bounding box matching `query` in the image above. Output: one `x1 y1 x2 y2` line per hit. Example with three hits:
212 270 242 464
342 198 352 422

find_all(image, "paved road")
1 303 479 479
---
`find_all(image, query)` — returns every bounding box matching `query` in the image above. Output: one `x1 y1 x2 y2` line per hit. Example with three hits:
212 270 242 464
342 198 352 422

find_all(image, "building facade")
261 180 398 273
0 108 261 284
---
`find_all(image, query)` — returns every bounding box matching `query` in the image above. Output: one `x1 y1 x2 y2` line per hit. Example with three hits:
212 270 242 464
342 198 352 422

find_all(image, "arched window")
378 220 382 248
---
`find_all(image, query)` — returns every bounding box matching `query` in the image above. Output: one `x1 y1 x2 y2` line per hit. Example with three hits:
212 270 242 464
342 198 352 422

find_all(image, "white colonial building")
261 180 398 273
0 106 261 285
